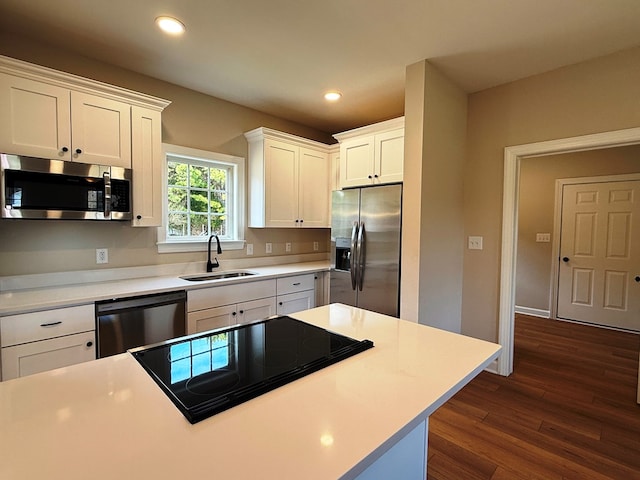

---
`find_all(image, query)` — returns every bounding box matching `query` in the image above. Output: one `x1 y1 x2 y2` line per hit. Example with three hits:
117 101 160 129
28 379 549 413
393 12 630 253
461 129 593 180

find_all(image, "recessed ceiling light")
155 16 186 35
324 91 342 102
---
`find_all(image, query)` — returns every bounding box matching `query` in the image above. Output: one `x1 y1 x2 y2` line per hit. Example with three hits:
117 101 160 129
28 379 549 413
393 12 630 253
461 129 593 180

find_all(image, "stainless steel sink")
179 271 257 282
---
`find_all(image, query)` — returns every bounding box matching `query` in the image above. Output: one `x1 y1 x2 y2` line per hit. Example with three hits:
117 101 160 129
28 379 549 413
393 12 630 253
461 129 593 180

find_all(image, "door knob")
562 257 570 262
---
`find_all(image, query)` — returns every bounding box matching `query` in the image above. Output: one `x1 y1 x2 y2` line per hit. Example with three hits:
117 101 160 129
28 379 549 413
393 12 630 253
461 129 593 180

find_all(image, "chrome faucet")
207 234 222 272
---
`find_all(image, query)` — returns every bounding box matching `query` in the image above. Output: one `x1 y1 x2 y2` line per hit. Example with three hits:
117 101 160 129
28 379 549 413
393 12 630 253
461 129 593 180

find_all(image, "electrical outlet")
265 242 272 254
313 241 319 251
96 248 109 264
285 242 292 253
468 236 483 250
246 243 253 255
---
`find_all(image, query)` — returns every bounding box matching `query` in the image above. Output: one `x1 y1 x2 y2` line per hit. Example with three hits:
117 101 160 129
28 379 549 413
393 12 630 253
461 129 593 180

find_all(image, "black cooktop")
131 316 374 424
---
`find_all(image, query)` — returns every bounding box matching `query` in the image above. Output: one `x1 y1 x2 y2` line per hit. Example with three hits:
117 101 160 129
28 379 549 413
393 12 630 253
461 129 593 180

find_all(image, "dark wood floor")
427 314 640 480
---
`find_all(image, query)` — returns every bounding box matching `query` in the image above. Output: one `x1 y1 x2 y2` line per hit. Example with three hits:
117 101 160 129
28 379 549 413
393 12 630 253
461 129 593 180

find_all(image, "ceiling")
1 0 640 134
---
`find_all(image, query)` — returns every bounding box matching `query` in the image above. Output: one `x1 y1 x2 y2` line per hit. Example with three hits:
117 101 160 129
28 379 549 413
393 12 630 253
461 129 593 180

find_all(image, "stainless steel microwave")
1 153 132 220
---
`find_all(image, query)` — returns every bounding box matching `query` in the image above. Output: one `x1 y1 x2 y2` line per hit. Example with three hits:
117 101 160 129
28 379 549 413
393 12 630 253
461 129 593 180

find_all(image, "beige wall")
517 146 640 312
462 46 640 343
0 33 332 276
402 60 467 332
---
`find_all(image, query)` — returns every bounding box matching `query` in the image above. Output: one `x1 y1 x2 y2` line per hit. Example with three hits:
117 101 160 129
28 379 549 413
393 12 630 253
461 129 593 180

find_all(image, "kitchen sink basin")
179 271 257 282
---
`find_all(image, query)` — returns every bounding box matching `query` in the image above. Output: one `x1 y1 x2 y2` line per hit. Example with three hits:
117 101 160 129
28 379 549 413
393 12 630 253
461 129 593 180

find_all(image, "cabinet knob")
75 148 82 154
300 219 303 223
61 147 69 153
635 276 640 282
368 175 373 179
136 215 142 220
86 341 93 347
279 302 283 306
239 310 244 314
295 219 299 223
374 174 379 178
232 311 237 316
562 257 570 263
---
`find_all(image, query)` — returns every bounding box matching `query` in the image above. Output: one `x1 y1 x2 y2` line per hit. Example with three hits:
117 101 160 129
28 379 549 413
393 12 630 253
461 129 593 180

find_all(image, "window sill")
157 240 245 254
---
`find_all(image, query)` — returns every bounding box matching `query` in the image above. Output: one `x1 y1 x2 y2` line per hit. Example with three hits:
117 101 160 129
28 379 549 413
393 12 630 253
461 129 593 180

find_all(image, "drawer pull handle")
40 321 62 327
292 282 301 286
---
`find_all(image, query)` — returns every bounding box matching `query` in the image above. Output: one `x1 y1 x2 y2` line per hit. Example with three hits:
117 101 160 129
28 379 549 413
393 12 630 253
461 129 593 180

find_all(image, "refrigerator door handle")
357 221 366 291
350 222 359 290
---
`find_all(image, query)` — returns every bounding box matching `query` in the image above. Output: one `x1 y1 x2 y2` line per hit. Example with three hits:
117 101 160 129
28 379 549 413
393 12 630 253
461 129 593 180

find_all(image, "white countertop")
0 261 329 316
0 304 501 480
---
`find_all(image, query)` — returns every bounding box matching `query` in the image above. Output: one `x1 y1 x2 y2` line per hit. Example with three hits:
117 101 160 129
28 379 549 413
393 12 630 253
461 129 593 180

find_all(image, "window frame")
157 143 245 253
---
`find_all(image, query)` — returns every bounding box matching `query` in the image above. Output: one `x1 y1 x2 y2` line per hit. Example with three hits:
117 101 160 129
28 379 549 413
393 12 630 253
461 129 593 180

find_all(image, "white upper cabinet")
333 117 404 188
245 127 330 228
0 56 170 226
0 73 131 167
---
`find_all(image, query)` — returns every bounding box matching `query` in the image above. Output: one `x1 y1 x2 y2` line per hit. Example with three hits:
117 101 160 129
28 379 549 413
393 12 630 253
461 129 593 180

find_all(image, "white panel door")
70 91 131 167
1 331 96 381
264 139 298 227
238 297 277 325
0 74 72 159
340 135 374 188
298 147 329 227
374 128 404 184
557 181 640 331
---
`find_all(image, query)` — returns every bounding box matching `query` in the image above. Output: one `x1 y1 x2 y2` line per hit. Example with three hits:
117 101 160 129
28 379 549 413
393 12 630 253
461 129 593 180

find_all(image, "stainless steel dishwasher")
95 290 186 358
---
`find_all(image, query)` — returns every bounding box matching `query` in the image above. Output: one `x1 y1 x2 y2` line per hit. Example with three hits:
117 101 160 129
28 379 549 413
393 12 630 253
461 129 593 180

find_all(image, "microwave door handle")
357 222 365 291
350 222 358 290
103 171 111 218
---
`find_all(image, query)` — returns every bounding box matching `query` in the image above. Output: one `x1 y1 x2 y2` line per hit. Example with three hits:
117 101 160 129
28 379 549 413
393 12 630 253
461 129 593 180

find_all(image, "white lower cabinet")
0 304 96 381
187 279 278 335
1 331 95 380
188 297 277 334
277 290 315 315
276 273 316 315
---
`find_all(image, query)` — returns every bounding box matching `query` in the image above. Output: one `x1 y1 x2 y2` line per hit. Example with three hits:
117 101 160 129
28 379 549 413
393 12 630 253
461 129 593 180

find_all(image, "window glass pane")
190 165 208 189
167 161 187 187
168 187 187 211
189 190 209 213
211 215 226 236
189 213 209 236
210 168 227 190
168 213 188 237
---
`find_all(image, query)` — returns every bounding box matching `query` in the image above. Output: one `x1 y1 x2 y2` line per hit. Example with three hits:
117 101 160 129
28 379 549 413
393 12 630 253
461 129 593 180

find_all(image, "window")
158 144 245 253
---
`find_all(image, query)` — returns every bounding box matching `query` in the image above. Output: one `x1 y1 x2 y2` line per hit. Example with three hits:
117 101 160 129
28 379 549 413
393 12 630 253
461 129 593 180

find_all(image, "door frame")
497 127 640 376
550 174 640 320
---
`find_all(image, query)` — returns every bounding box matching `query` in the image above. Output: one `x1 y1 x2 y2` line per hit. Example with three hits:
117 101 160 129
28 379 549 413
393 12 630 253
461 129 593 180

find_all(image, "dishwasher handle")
96 291 186 314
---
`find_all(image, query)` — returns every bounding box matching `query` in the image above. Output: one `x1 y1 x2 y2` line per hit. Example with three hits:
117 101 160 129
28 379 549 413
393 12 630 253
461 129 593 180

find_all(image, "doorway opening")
497 127 640 376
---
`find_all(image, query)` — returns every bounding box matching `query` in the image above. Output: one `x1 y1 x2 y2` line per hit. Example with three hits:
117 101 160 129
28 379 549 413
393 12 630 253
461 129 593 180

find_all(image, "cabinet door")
298 147 329 227
131 106 163 226
238 297 277 325
340 135 375 188
70 91 131 167
0 74 72 160
1 331 95 381
277 290 315 316
187 304 236 334
374 129 404 184
264 139 299 227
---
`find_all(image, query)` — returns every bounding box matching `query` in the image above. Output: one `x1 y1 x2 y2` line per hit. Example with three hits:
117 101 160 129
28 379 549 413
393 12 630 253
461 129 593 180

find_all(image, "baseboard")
515 306 550 318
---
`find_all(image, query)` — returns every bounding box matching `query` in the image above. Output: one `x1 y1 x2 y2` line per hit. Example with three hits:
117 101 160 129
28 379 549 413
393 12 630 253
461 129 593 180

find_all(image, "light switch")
285 242 292 252
265 242 272 254
536 233 551 243
246 243 253 255
468 236 483 250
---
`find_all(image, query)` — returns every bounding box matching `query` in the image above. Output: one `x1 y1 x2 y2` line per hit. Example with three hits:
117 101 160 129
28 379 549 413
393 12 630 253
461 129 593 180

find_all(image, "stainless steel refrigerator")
330 184 402 317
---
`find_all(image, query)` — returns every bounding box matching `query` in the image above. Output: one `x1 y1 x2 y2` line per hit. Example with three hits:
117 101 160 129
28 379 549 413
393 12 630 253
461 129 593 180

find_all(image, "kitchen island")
0 304 501 479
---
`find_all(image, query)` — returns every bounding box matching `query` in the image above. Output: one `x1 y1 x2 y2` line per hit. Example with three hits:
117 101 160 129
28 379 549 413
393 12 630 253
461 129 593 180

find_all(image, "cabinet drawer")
1 331 96 381
276 274 315 295
0 305 95 347
188 279 276 312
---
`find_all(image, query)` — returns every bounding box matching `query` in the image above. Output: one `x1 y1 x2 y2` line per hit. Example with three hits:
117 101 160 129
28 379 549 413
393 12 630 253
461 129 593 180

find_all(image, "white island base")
0 304 501 479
